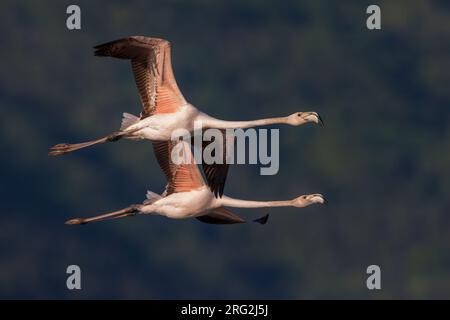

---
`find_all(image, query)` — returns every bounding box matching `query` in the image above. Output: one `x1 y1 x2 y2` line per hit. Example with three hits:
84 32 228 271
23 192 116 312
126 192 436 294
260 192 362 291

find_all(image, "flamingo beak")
303 112 324 127
311 194 327 205
318 114 324 127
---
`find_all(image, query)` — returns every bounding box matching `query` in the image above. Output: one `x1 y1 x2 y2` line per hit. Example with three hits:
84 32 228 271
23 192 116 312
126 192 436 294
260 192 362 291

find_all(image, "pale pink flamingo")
65 141 326 225
50 36 323 197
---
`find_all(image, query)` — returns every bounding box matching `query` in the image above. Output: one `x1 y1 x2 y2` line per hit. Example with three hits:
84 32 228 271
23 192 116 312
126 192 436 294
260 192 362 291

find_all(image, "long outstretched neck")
218 196 293 208
198 114 288 129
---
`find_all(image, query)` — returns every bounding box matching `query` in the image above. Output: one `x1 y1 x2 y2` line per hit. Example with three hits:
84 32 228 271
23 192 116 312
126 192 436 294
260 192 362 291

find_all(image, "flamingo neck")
217 196 293 208
196 113 288 129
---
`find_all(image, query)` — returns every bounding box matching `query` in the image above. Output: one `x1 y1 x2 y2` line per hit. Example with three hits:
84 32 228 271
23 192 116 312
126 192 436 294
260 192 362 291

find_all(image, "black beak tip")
318 114 325 127
323 198 328 205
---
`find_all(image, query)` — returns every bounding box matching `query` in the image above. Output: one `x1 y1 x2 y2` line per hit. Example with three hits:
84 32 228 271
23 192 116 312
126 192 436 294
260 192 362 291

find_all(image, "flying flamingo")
65 140 326 225
49 36 323 197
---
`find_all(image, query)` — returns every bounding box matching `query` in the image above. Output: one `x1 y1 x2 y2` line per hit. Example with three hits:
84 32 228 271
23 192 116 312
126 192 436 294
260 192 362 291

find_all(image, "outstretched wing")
202 162 229 198
196 207 245 224
94 36 186 118
195 129 235 198
152 140 205 195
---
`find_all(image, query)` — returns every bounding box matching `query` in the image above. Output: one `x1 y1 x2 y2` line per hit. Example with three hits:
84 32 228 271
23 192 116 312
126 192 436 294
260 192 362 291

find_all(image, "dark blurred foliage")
0 0 449 299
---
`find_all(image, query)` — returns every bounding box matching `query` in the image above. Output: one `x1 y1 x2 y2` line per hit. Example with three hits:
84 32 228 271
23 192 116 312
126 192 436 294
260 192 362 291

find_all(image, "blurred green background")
0 0 449 299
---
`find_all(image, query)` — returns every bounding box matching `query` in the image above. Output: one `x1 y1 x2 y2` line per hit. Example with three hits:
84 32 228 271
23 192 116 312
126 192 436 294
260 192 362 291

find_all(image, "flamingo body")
51 36 324 199
66 141 326 225
123 103 201 141
144 186 214 219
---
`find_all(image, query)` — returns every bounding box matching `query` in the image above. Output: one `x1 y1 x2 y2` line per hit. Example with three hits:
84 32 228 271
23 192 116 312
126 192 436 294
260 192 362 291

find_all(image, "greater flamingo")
49 36 323 197
65 140 326 225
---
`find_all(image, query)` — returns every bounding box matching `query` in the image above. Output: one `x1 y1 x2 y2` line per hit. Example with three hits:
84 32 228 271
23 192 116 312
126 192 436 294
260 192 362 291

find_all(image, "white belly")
126 104 199 141
149 187 214 219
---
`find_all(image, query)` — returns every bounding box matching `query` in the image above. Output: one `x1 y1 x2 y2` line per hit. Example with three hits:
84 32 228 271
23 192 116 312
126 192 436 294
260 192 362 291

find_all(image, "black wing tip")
93 37 131 49
93 37 132 56
210 184 225 198
253 214 269 225
94 48 109 56
93 36 167 51
93 42 116 56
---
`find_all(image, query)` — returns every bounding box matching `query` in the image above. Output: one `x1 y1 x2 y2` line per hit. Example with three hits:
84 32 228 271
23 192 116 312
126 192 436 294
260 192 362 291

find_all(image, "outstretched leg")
49 131 125 156
65 204 143 225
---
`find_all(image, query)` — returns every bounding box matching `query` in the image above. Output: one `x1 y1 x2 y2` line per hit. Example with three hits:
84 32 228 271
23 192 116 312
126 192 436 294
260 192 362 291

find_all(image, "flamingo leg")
65 204 142 225
49 131 125 156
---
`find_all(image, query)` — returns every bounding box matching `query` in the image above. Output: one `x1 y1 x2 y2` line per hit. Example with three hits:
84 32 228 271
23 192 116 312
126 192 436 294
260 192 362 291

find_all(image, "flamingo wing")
196 207 245 224
152 140 205 195
94 36 186 118
199 129 235 198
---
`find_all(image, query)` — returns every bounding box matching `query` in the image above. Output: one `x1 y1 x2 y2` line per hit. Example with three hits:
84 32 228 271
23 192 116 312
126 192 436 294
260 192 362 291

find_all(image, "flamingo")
49 36 324 197
65 140 326 225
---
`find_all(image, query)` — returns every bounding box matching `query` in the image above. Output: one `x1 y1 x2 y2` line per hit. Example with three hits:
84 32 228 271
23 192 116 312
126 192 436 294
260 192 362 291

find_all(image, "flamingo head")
291 193 327 208
287 112 324 126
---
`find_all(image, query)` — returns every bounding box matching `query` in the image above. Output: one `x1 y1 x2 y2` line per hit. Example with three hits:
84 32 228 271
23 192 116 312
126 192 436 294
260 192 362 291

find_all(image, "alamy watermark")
366 265 381 290
366 5 381 30
66 265 81 290
66 5 81 30
170 121 280 175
